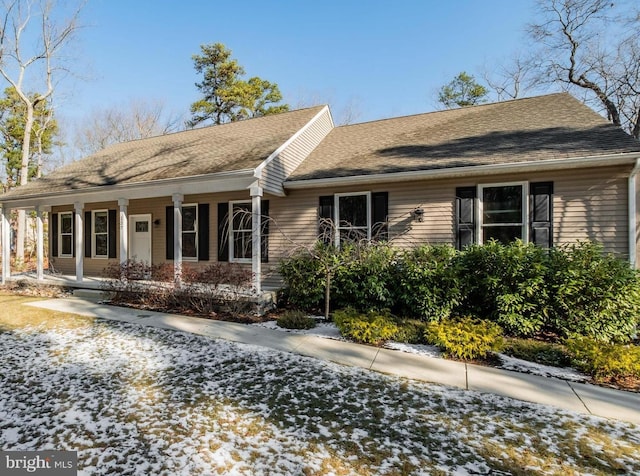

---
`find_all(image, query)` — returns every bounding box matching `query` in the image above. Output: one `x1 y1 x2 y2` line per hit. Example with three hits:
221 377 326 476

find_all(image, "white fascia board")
253 105 332 181
284 153 640 190
1 169 256 209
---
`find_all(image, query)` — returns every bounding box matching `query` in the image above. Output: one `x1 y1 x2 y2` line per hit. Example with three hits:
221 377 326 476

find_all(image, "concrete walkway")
25 296 640 426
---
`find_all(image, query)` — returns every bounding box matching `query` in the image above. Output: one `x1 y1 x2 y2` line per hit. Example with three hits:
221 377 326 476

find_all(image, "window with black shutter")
318 192 388 246
456 187 476 250
530 182 553 248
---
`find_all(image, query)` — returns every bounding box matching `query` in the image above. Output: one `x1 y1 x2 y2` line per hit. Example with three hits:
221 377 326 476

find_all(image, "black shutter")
108 210 117 259
51 213 58 257
530 182 553 248
72 212 76 257
198 203 210 261
217 202 229 261
318 196 334 245
165 206 174 260
456 187 476 250
261 200 269 263
371 192 389 241
84 211 92 258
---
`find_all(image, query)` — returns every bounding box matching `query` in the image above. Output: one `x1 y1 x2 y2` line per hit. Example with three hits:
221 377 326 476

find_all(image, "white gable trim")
254 105 333 196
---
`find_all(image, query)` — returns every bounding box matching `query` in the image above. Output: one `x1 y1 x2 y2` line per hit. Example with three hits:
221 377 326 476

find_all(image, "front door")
128 214 152 264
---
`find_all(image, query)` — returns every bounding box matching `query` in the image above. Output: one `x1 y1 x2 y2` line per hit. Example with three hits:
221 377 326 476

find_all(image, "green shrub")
455 240 550 337
392 319 428 344
547 242 640 343
276 310 317 330
332 242 397 311
278 248 326 311
333 308 399 346
566 337 640 382
393 244 459 322
502 338 572 368
425 317 504 360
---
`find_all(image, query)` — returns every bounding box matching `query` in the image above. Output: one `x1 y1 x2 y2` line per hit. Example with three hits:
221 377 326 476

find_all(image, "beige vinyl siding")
553 167 628 255
50 202 120 276
267 165 631 287
261 107 333 195
49 164 632 282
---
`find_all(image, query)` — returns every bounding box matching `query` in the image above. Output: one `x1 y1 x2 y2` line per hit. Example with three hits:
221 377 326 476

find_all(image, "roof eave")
1 168 257 209
284 152 640 189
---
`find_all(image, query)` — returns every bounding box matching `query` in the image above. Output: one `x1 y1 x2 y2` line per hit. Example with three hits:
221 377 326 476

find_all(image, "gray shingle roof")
288 93 640 181
2 106 325 199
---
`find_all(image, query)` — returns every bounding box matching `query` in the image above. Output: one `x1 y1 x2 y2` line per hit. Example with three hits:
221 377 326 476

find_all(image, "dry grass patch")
0 293 95 331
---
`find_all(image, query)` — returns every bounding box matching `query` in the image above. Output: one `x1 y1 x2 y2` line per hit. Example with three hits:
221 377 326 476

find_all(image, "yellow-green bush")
565 337 640 382
425 317 504 360
333 308 399 346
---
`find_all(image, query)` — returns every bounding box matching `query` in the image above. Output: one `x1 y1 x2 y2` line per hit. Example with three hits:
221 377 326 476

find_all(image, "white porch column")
250 184 263 293
35 206 46 281
628 159 640 268
74 202 84 282
118 199 129 266
172 193 183 284
1 206 10 284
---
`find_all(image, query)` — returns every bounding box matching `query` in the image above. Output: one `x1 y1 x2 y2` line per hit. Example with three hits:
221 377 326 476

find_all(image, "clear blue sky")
61 0 537 125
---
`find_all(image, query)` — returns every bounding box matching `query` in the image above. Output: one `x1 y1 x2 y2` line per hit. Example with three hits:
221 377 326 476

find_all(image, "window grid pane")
233 231 252 259
95 234 108 256
338 195 367 227
482 186 523 224
183 232 197 258
181 206 198 259
337 194 369 246
61 236 72 256
481 185 524 245
231 203 252 260
182 206 197 232
61 214 72 234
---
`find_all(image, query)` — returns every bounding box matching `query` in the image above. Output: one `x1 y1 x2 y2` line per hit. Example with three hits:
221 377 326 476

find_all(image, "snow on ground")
254 320 591 382
497 353 589 382
1 317 638 475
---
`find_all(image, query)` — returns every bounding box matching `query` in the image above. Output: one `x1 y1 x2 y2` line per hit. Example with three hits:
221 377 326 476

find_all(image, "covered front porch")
0 171 271 294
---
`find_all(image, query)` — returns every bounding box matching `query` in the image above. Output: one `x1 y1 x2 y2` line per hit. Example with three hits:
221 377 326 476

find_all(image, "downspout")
628 158 640 268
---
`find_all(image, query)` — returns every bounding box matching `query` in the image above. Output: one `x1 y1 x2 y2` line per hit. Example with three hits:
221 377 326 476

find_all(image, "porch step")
72 288 105 301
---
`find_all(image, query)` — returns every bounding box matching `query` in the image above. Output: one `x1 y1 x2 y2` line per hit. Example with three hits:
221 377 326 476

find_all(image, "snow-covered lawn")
1 306 639 475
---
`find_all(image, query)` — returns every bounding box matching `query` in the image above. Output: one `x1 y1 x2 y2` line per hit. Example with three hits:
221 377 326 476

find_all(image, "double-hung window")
229 201 252 261
479 183 527 244
182 204 198 260
456 182 553 249
92 210 109 258
59 212 73 257
335 192 371 246
318 192 388 247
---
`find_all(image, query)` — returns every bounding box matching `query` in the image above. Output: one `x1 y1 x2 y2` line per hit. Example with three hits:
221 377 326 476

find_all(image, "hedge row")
279 240 640 343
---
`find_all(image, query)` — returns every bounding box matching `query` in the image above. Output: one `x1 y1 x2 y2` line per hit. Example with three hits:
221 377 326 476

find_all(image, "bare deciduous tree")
483 52 541 101
527 0 640 138
0 0 83 261
74 99 182 155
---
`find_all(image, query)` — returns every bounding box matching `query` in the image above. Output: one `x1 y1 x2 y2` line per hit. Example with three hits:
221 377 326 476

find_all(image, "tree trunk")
324 271 331 320
15 103 35 262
